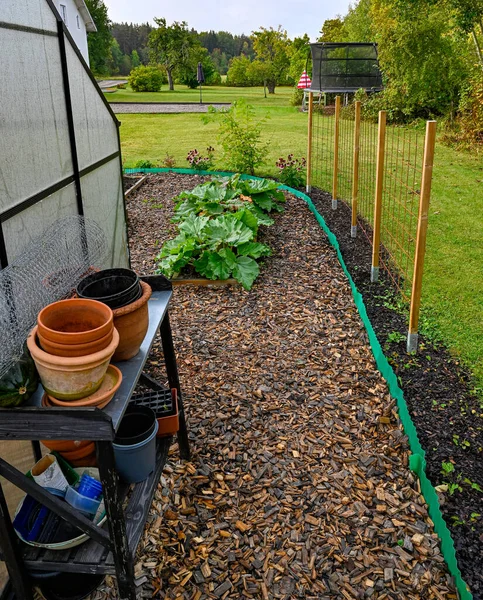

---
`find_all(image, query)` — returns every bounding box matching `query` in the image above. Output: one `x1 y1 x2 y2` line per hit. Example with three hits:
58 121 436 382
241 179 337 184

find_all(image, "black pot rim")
114 405 156 445
76 269 140 307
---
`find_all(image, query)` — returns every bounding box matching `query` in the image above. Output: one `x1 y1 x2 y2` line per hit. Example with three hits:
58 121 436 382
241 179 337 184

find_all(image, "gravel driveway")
111 103 230 114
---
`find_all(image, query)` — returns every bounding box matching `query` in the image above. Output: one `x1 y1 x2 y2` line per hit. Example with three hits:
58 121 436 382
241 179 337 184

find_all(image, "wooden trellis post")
351 100 361 238
407 121 437 353
332 95 341 209
371 110 387 282
306 92 314 194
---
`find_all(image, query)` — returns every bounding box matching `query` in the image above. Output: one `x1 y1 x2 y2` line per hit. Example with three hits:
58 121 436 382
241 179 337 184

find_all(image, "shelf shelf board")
19 437 171 575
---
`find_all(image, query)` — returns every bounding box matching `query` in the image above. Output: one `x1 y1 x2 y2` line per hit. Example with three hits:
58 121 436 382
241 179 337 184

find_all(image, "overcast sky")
104 0 352 40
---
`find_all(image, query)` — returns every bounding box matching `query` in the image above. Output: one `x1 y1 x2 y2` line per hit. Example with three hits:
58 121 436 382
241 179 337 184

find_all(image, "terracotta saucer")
44 365 122 409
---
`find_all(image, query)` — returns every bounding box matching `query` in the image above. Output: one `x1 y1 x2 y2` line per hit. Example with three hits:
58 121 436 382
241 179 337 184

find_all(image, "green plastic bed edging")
125 167 471 599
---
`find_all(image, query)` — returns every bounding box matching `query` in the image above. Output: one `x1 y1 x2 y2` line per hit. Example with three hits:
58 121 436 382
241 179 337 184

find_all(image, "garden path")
90 173 456 600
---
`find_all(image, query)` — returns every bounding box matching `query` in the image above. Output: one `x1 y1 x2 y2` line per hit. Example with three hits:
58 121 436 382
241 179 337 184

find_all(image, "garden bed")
82 172 458 600
310 188 483 599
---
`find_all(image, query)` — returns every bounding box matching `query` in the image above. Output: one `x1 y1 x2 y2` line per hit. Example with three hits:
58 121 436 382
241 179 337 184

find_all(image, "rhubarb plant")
155 175 283 290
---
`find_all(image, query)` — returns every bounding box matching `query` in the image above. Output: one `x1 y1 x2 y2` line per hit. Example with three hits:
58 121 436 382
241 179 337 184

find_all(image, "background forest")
86 0 483 148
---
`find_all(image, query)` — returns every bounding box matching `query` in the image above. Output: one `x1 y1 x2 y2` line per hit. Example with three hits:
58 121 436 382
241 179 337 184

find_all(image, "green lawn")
107 84 294 106
115 85 483 389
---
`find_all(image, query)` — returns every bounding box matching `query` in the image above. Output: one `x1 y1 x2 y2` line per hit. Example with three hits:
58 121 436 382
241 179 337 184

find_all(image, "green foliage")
226 55 254 86
149 18 197 90
210 99 269 175
319 18 348 42
290 88 304 106
441 461 455 476
134 159 156 168
155 175 283 289
85 0 113 75
251 26 291 94
287 35 311 85
275 154 306 188
128 66 163 92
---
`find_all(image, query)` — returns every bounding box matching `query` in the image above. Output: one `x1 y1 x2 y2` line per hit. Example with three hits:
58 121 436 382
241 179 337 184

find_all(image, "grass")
106 84 294 106
115 84 483 388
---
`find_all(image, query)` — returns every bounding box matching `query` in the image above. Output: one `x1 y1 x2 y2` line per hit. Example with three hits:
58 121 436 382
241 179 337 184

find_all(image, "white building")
52 0 96 64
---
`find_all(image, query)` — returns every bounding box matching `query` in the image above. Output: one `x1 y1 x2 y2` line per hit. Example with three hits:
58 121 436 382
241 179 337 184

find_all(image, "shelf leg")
0 482 34 600
96 441 136 600
160 311 190 460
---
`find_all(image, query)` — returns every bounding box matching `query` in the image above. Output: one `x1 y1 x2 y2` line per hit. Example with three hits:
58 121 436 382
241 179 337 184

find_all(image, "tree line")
85 0 310 93
320 0 483 144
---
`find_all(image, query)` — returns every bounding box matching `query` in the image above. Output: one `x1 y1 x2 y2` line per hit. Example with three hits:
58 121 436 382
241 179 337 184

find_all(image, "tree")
85 0 113 74
131 50 141 68
226 55 254 86
319 18 348 42
149 18 196 90
251 26 291 93
288 34 311 84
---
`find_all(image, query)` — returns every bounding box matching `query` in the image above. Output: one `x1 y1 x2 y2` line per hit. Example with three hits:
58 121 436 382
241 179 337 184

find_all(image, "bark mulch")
92 174 457 599
310 188 483 599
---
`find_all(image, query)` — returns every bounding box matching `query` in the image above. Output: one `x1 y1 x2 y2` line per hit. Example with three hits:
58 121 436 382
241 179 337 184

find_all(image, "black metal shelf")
0 285 191 600
19 437 171 575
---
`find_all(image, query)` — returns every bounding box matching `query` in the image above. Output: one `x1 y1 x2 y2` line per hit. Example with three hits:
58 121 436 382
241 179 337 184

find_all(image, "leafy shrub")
117 83 126 89
276 154 306 188
162 153 177 168
128 66 163 92
212 99 269 175
290 88 304 107
155 175 284 289
134 159 156 169
186 147 215 171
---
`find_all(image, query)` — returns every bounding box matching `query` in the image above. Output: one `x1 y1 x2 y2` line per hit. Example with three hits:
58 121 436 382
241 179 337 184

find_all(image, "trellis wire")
0 216 107 378
308 93 436 349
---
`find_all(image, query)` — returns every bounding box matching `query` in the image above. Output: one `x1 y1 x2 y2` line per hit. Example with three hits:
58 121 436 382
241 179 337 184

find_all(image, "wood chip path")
91 174 456 599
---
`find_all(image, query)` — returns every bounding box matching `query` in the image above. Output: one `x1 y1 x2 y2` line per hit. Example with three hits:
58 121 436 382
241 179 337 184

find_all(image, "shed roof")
73 0 97 32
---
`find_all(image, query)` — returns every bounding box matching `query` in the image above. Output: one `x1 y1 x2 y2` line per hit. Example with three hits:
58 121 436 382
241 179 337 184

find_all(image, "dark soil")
310 188 483 599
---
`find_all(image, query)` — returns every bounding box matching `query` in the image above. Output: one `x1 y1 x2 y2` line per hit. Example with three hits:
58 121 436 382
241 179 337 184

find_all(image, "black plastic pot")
76 268 141 310
114 405 156 446
37 573 105 600
113 405 158 483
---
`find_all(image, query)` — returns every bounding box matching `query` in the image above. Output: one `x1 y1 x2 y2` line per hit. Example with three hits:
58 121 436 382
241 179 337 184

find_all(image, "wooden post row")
351 101 361 238
332 96 341 209
371 110 387 282
407 121 437 353
306 92 314 193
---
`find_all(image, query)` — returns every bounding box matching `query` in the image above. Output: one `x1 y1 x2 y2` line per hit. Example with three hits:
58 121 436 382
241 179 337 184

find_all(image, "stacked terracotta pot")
27 298 122 466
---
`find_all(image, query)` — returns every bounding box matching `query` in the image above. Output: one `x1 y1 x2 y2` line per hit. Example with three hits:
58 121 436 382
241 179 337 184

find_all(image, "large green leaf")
218 247 237 268
206 215 254 247
233 209 259 233
232 256 260 290
237 241 272 259
194 251 232 280
179 215 209 238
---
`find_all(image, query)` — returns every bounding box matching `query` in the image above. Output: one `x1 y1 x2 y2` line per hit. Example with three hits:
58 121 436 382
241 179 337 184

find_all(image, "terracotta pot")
58 442 96 463
41 440 91 453
27 327 119 400
112 281 152 361
38 298 113 345
46 365 122 408
38 329 113 357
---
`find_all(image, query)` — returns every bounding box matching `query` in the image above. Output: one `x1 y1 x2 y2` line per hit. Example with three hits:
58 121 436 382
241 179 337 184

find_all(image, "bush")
128 66 163 92
186 147 215 170
214 100 269 175
134 159 156 168
290 88 304 107
275 154 306 188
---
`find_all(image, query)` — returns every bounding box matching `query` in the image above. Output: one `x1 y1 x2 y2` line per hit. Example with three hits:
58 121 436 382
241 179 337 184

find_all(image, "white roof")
73 0 97 32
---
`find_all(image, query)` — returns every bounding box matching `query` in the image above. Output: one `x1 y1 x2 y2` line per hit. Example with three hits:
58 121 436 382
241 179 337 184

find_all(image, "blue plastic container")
113 420 158 483
65 486 101 520
77 474 102 500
